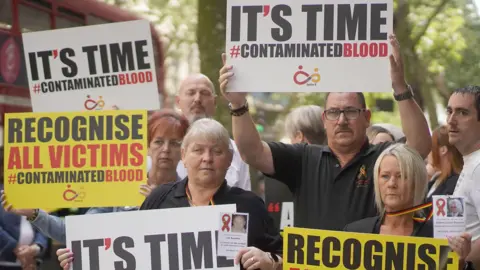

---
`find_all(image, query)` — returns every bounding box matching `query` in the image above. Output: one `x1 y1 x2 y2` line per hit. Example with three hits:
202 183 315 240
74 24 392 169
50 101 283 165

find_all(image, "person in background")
1 109 189 244
174 73 251 191
344 144 473 270
373 123 405 141
0 146 48 270
447 85 480 268
284 105 326 144
367 125 395 145
58 118 282 270
426 125 463 201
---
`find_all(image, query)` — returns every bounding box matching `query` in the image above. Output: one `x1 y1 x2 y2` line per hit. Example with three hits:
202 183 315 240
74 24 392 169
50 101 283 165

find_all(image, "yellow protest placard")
284 227 458 270
4 110 148 209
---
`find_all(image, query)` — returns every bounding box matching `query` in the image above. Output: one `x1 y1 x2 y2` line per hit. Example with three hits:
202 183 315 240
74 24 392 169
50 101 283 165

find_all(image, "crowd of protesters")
0 34 479 270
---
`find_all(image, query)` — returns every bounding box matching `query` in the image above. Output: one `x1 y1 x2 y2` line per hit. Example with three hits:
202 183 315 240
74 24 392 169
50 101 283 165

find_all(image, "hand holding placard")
219 53 246 107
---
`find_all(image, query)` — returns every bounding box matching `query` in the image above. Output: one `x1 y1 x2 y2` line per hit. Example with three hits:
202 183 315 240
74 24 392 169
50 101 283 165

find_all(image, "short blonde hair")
181 118 232 151
284 105 325 144
373 144 428 215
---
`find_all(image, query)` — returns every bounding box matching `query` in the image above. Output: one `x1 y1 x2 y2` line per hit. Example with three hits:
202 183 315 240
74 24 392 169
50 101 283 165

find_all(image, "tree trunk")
197 0 231 131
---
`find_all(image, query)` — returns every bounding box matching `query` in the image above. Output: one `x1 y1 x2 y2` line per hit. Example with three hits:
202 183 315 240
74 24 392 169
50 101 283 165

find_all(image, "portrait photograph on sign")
433 195 467 239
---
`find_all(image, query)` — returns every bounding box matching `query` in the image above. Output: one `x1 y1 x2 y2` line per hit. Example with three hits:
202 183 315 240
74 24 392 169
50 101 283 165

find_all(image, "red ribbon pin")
436 198 446 216
221 214 231 232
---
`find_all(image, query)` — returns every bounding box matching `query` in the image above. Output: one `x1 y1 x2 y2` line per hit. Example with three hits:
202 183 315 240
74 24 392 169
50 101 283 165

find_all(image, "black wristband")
393 84 414 101
228 101 249 116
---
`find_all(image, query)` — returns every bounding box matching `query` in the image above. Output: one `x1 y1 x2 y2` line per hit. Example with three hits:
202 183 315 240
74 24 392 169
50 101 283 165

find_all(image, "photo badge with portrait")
217 212 249 257
432 195 466 239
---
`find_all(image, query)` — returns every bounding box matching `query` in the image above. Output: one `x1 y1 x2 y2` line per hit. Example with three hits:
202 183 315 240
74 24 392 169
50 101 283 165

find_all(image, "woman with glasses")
1 109 189 245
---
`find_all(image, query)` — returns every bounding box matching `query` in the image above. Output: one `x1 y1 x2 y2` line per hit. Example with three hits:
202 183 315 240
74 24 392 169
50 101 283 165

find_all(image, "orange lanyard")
185 186 215 206
385 202 433 222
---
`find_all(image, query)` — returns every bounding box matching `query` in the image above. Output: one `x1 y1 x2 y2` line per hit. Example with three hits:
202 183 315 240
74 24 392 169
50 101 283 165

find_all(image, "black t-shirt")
140 178 282 257
266 141 393 231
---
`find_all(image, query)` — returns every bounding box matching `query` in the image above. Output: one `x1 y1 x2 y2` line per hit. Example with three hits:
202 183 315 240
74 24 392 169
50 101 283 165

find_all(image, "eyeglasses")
324 108 365 121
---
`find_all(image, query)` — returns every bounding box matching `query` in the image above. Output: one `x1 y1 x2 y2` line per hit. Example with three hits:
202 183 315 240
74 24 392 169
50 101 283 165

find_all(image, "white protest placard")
225 0 394 93
433 195 466 239
22 20 161 112
66 205 239 270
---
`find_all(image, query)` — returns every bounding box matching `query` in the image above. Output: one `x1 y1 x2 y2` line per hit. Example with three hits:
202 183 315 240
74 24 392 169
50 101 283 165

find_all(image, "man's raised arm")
390 35 431 158
218 54 274 175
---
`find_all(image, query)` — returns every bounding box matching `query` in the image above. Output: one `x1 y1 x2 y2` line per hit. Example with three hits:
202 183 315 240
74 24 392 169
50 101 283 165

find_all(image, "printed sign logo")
356 164 369 187
84 95 105 110
62 184 86 202
293 65 320 86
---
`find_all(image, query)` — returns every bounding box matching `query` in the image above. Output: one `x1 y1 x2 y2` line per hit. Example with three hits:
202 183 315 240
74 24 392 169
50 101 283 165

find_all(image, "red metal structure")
0 0 166 124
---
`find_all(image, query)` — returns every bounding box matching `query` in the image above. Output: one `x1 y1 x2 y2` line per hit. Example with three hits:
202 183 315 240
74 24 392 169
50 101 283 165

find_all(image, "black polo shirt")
140 178 282 256
266 141 393 231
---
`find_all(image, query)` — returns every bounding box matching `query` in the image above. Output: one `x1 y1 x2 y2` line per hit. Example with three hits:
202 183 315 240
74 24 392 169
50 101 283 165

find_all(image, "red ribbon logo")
436 198 446 216
221 214 231 232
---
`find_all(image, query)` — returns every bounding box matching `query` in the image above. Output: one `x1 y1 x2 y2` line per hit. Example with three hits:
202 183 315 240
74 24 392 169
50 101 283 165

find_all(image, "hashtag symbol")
32 84 41 94
229 45 240 58
8 174 16 184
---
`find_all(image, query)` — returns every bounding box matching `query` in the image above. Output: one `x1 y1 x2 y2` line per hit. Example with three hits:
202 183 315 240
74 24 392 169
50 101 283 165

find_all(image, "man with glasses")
218 34 432 230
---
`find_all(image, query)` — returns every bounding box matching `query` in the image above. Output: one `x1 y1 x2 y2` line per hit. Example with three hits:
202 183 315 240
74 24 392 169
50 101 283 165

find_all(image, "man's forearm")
231 106 264 165
395 85 432 158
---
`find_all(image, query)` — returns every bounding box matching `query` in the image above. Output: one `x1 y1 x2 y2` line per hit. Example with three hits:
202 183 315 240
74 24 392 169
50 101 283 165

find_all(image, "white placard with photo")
217 212 249 257
433 195 466 239
66 205 239 270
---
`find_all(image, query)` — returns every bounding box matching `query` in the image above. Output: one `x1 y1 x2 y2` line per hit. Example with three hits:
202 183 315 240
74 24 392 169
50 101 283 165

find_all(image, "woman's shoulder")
343 216 381 233
140 181 183 210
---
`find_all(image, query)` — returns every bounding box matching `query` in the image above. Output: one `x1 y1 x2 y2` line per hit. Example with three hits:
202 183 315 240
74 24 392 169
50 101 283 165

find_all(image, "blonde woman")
344 144 473 269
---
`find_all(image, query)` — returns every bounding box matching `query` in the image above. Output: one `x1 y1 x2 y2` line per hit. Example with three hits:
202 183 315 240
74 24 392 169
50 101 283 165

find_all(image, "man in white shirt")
447 85 480 267
174 74 251 190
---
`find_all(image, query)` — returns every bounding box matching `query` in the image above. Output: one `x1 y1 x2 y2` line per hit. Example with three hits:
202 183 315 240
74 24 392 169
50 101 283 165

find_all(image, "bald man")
171 74 251 190
175 74 217 123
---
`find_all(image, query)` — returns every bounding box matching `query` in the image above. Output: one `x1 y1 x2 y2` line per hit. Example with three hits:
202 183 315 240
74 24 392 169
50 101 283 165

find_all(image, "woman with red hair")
1 109 189 246
143 109 190 195
425 125 463 201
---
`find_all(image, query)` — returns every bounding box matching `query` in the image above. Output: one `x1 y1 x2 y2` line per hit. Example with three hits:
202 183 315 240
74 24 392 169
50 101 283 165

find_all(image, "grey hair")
373 144 428 215
181 118 232 151
284 105 326 144
448 198 464 213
